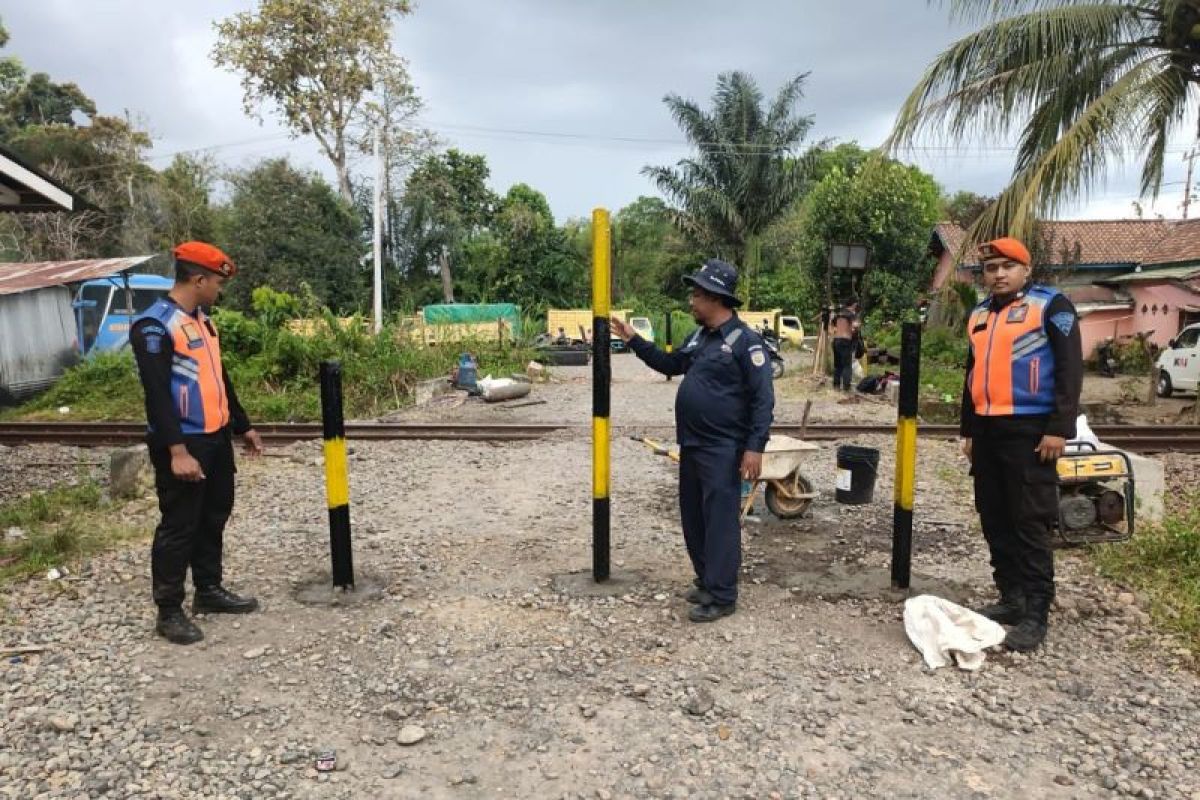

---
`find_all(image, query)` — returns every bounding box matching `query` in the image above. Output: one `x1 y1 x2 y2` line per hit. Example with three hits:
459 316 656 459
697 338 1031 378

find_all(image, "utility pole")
372 126 383 335
1183 148 1197 220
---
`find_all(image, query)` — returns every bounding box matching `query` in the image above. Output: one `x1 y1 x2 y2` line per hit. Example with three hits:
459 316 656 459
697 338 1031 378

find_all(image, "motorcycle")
1097 337 1118 378
758 324 786 379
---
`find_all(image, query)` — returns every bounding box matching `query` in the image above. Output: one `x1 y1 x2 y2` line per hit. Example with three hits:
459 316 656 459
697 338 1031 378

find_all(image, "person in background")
829 298 860 391
961 237 1083 652
130 241 263 645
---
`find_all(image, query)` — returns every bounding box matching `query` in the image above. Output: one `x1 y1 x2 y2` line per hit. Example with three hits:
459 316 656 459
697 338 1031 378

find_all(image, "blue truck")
73 273 173 355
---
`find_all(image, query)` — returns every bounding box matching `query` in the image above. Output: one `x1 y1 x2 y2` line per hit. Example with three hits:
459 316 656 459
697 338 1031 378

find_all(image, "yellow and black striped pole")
664 310 673 383
320 360 355 589
891 322 920 590
592 208 612 582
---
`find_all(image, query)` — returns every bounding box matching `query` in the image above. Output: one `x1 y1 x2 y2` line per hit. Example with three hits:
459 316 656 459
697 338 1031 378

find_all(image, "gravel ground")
1 355 1199 799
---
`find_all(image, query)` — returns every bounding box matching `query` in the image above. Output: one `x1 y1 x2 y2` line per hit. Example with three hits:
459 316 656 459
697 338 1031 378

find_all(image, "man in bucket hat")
611 259 775 622
962 236 1082 652
129 241 263 645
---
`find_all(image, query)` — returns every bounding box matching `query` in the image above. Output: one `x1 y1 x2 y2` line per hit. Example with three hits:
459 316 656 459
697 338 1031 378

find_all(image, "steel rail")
1 421 1199 452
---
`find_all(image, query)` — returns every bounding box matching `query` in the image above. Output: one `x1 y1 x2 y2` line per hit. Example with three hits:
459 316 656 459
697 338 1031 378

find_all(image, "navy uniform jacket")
629 315 774 452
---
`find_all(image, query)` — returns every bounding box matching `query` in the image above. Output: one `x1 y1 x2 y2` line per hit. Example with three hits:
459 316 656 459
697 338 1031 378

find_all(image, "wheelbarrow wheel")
765 470 814 519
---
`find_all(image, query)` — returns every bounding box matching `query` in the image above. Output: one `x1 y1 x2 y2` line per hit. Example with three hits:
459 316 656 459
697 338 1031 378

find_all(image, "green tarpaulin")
421 303 521 334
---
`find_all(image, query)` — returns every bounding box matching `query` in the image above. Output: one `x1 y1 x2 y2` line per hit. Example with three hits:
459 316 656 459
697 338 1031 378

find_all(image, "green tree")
942 190 996 229
393 149 498 302
5 72 95 128
799 155 942 322
217 158 365 313
643 71 817 305
888 1 1200 241
462 184 587 312
213 0 420 203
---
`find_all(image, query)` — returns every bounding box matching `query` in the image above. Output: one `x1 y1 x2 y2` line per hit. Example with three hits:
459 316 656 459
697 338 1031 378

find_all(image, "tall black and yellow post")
592 208 612 582
320 361 355 589
664 310 673 382
891 322 920 590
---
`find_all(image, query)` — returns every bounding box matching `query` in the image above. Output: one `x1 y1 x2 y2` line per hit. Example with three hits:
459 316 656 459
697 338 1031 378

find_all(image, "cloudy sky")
4 1 1193 223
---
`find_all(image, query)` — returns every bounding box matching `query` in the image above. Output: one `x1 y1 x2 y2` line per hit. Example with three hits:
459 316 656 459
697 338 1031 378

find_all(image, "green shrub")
3 353 143 420
6 293 536 423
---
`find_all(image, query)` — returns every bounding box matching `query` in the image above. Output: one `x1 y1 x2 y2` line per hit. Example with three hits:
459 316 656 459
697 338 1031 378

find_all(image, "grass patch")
1092 495 1200 655
0 482 145 584
0 353 143 421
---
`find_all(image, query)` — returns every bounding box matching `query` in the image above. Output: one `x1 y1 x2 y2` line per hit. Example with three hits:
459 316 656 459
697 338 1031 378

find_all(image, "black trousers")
832 338 855 390
148 431 236 610
679 446 741 606
971 422 1057 603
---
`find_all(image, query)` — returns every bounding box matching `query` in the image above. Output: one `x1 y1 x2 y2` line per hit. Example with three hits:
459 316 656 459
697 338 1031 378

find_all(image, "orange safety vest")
137 298 230 435
967 285 1059 417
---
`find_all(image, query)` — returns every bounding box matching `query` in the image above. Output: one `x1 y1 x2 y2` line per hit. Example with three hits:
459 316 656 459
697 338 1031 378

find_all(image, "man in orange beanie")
129 242 263 645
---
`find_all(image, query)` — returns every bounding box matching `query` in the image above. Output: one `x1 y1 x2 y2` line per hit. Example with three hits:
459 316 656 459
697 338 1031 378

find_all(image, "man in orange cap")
129 241 263 645
961 236 1082 652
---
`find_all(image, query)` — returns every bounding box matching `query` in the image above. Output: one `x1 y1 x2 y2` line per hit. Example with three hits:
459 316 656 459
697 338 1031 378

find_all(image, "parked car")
779 315 805 347
1156 323 1200 397
629 316 654 343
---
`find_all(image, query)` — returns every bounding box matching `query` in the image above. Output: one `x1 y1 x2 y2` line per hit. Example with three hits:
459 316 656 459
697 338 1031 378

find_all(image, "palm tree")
887 0 1200 242
643 72 817 304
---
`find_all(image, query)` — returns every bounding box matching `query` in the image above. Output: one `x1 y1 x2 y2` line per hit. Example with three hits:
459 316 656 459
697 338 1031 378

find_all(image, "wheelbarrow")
632 434 820 520
741 435 820 520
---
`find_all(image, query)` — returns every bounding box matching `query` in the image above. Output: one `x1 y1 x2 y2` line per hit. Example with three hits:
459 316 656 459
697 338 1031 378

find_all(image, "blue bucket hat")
683 259 742 307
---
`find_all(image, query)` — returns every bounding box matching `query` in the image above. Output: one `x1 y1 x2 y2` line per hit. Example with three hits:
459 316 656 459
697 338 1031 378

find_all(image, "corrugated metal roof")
0 256 155 296
1103 265 1200 283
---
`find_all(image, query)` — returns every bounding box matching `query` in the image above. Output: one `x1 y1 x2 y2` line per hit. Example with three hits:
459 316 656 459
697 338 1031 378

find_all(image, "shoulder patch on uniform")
141 323 166 336
144 334 162 354
1049 311 1076 336
751 351 767 368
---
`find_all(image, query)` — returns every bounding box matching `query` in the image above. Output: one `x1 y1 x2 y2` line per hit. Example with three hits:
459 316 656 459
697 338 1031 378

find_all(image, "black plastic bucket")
835 445 880 505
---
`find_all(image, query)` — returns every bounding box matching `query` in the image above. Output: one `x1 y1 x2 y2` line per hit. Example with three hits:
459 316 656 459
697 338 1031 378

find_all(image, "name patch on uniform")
1049 311 1076 336
1006 304 1029 323
751 351 766 367
180 322 204 350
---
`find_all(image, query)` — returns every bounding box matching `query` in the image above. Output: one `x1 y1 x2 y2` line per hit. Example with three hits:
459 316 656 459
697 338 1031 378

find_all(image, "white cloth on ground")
903 594 1006 671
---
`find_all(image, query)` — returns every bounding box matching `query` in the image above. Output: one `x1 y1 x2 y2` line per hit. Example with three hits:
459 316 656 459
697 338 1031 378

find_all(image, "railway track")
0 422 568 446
1 421 1199 452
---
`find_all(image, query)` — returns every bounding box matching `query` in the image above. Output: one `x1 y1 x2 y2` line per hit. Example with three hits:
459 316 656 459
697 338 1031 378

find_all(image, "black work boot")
684 579 714 605
193 585 259 615
976 586 1026 626
688 603 736 623
156 608 204 645
1004 594 1051 652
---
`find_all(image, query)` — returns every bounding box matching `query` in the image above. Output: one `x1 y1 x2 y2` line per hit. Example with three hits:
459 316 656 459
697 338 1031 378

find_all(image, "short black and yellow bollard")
320 361 355 590
592 208 612 582
891 322 920 590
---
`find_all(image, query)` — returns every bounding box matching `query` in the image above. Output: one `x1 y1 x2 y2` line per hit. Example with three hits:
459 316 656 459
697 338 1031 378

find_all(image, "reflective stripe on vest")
967 285 1058 417
137 299 229 434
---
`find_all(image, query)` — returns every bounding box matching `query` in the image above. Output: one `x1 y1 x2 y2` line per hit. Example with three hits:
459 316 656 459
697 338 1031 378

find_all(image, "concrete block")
414 377 453 406
109 446 152 500
1121 449 1164 525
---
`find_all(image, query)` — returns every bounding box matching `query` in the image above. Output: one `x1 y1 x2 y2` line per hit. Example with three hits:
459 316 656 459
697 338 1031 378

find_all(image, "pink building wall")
1126 282 1200 347
1077 309 1133 358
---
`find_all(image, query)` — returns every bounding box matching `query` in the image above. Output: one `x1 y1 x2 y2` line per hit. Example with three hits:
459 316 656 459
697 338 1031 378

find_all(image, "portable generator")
1052 443 1135 548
